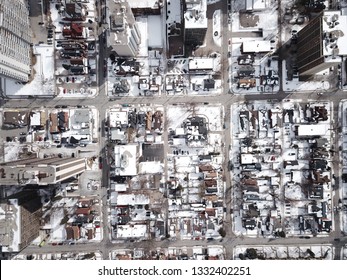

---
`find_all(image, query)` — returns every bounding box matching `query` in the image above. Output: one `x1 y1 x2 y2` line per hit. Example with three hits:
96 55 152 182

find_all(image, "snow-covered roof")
114 144 137 176
117 224 148 238
246 0 266 10
322 11 347 56
148 15 163 48
297 124 329 137
138 161 163 174
242 41 271 53
189 58 214 70
116 194 150 206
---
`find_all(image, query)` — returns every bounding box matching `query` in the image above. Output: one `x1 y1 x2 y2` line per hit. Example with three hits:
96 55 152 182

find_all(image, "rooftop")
322 11 347 56
184 0 208 29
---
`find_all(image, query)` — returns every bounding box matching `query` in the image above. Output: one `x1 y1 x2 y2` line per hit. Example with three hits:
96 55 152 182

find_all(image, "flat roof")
297 124 329 136
322 11 347 56
184 0 208 29
114 144 137 176
128 0 161 8
242 41 271 53
116 224 147 238
109 110 128 127
241 154 258 164
189 58 214 70
148 15 163 48
116 194 150 206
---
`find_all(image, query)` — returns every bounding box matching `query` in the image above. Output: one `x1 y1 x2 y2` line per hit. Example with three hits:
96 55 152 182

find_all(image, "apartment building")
0 157 86 186
0 0 31 82
108 0 141 57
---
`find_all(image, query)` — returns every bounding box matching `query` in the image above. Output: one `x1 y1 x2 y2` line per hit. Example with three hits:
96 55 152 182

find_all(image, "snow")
3 143 22 162
207 246 224 257
212 10 221 47
147 16 163 48
234 245 333 259
116 194 150 206
4 45 55 97
138 161 163 174
51 224 66 241
136 17 148 57
117 224 148 238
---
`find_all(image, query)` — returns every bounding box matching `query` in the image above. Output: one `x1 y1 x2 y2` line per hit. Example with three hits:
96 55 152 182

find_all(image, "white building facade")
0 0 31 82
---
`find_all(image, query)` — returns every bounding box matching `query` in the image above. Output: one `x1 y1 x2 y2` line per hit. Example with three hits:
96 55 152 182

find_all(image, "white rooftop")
241 154 258 164
109 110 128 127
148 15 163 48
184 0 208 29
114 144 137 176
189 58 214 70
297 124 329 136
138 162 163 174
322 11 347 56
30 112 41 126
242 41 271 53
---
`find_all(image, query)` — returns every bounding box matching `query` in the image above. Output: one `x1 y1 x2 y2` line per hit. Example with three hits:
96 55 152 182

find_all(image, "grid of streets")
0 0 347 261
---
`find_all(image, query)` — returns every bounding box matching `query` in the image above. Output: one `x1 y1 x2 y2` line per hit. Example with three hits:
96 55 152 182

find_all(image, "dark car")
99 157 103 169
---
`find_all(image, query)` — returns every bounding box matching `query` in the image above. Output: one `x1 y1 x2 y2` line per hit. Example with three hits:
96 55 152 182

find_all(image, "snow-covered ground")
231 100 333 237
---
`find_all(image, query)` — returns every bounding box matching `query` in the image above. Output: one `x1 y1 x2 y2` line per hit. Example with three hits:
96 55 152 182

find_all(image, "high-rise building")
184 0 207 48
0 0 31 82
0 191 42 253
108 0 141 57
0 157 86 186
297 10 347 76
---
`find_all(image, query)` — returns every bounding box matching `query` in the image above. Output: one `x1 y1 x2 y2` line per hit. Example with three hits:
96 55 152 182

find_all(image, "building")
0 0 31 82
2 110 29 128
108 0 141 57
184 0 207 48
128 0 163 16
114 144 139 176
297 10 347 76
0 191 42 253
0 157 86 185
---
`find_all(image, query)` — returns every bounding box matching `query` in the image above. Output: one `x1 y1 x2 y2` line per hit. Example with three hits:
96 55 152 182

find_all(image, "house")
203 79 215 90
153 111 163 130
